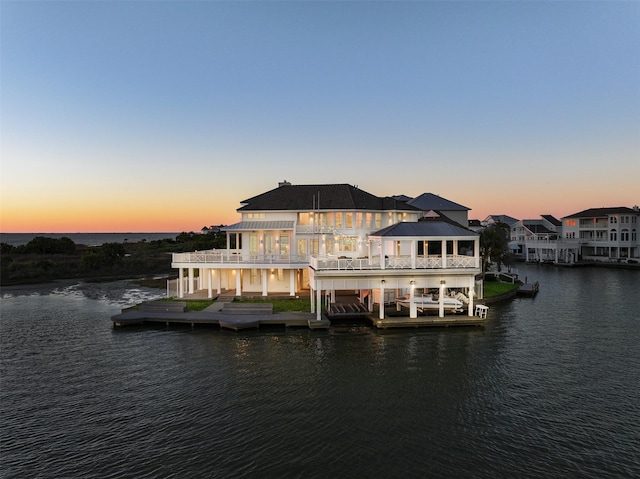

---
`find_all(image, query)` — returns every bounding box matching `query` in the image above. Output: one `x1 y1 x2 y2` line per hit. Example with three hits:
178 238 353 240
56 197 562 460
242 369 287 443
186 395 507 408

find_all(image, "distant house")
396 193 471 227
510 215 562 260
562 207 639 262
171 182 482 320
482 215 519 228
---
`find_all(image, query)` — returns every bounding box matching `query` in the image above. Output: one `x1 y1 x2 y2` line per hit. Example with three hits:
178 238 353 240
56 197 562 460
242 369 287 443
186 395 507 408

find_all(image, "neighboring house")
510 215 562 260
396 193 471 227
468 219 483 233
482 215 519 228
561 207 639 262
171 182 482 320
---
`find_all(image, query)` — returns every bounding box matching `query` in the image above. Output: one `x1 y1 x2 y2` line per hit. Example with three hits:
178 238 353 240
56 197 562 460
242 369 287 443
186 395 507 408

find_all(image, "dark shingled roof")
370 220 478 238
407 193 470 211
238 184 421 212
564 207 638 218
541 215 562 226
524 223 554 234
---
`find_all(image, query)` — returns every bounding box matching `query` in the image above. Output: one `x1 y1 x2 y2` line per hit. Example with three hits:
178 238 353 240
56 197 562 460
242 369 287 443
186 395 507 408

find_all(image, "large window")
375 213 382 229
356 213 363 228
365 213 373 228
298 212 310 225
279 235 289 255
621 229 629 242
610 229 617 241
297 239 307 255
337 236 357 252
265 236 275 254
249 234 258 254
345 213 353 228
565 219 576 227
335 212 343 228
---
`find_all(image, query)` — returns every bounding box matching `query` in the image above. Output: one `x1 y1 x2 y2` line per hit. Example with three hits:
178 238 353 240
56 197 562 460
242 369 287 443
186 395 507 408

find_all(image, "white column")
411 240 416 269
289 269 296 296
380 241 386 270
207 269 213 298
316 287 322 321
178 268 184 298
216 270 221 294
262 269 268 296
379 282 386 319
409 282 417 319
310 286 315 313
188 268 194 294
439 281 446 318
468 277 475 316
441 240 447 269
235 269 241 296
475 239 480 268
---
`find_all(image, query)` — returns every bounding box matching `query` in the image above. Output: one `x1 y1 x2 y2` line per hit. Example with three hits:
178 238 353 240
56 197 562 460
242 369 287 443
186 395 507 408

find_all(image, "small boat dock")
517 281 540 297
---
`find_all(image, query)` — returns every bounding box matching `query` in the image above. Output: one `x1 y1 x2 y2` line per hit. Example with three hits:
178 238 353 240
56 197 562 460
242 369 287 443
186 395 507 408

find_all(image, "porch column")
409 281 417 319
475 239 480 268
188 268 194 295
262 269 268 296
411 240 416 269
380 241 386 270
289 269 295 296
379 282 386 319
441 240 447 269
310 285 315 313
235 269 241 296
439 280 446 318
316 286 322 321
178 268 184 298
207 269 213 299
468 277 475 316
216 270 221 294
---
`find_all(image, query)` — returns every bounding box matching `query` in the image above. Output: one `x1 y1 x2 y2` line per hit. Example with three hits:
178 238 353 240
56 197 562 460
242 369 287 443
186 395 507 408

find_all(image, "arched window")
621 229 630 242
610 229 617 241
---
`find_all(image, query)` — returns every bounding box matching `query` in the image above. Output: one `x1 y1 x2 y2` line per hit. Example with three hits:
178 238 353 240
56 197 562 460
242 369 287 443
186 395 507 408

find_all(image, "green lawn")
483 281 519 297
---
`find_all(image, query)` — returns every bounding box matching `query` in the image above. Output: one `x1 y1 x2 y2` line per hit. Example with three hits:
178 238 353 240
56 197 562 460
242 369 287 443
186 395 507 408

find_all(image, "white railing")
310 254 479 271
172 249 309 265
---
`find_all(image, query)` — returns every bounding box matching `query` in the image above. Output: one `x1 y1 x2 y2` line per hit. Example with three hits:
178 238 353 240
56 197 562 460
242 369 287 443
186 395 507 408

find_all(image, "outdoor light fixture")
381 280 386 285
410 280 416 286
440 280 446 285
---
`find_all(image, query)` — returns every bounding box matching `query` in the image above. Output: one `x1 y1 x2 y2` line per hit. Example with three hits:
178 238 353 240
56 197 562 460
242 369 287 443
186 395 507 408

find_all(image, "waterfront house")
510 215 562 260
171 182 482 321
561 207 639 262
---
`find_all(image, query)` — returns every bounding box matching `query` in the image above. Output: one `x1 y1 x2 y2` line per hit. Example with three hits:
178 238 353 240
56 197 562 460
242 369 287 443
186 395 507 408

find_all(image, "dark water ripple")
1 268 640 478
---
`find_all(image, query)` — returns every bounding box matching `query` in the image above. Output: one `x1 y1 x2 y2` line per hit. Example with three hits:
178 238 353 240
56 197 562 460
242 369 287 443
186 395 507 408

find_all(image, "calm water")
1 266 639 478
0 233 179 247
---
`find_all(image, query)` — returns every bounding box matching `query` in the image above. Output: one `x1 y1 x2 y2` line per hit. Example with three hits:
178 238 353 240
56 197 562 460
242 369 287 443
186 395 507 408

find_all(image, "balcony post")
188 268 194 295
379 281 386 319
441 240 447 269
178 268 184 298
207 269 213 299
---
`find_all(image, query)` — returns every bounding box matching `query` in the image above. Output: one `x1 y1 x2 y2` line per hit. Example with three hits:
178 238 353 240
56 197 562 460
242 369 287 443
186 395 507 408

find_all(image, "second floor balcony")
172 249 480 271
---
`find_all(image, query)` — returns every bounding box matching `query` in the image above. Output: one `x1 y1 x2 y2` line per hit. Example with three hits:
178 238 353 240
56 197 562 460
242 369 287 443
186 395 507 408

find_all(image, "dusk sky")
2 1 639 233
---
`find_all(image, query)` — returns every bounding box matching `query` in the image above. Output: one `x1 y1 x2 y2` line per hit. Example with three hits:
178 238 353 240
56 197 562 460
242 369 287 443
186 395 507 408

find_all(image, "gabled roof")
370 220 477 238
406 193 470 211
485 215 519 226
223 221 294 231
541 215 561 226
564 207 638 219
238 183 421 212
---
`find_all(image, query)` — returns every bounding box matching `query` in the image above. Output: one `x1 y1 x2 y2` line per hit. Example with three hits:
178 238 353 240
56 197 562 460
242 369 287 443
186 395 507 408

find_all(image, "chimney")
279 180 291 187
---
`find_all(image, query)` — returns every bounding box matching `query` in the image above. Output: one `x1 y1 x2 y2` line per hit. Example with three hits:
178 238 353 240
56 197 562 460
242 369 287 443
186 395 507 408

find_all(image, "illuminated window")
345 213 353 228
250 269 259 284
356 213 363 228
297 239 307 255
565 220 576 227
335 213 343 229
279 235 289 255
298 212 310 225
365 213 372 228
375 213 381 229
337 237 357 252
310 239 319 255
265 236 275 254
277 269 284 281
249 234 258 255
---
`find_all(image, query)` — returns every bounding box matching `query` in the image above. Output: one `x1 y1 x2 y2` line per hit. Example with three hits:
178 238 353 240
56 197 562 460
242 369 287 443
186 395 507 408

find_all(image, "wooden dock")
517 281 540 297
111 301 330 330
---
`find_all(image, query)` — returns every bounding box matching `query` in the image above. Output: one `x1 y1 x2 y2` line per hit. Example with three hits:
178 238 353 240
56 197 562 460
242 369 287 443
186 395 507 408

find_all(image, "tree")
480 222 510 272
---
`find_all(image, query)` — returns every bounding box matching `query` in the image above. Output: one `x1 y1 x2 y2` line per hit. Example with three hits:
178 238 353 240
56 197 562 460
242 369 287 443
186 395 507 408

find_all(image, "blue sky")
1 1 639 232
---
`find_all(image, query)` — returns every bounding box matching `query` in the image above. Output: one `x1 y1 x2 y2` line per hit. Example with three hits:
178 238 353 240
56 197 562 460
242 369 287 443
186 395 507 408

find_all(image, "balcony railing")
173 250 480 270
310 254 479 271
172 249 309 265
